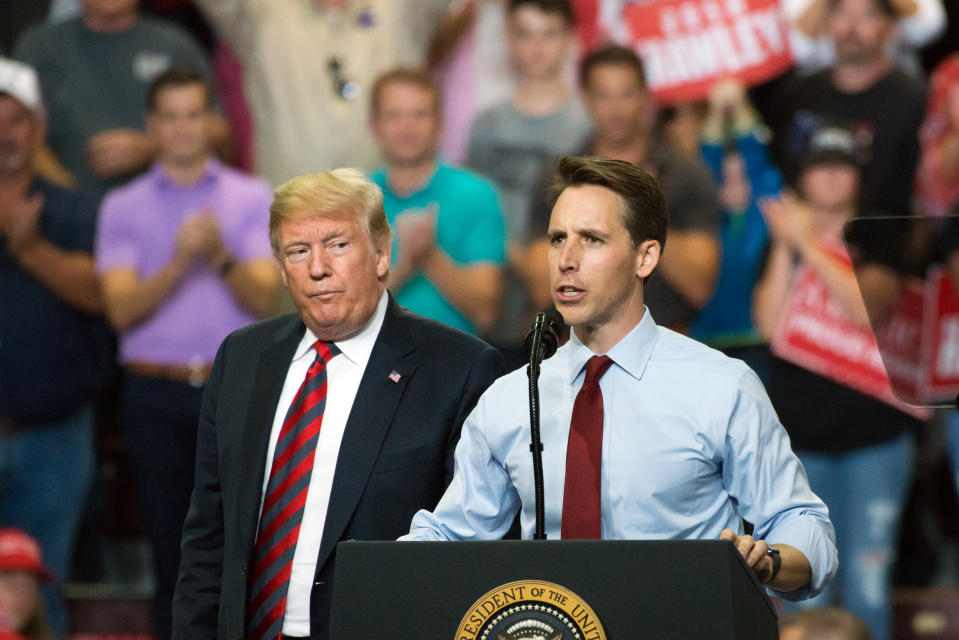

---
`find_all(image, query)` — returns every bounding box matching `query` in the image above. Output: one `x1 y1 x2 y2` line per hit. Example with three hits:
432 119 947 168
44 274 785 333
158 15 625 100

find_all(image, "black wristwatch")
765 545 781 583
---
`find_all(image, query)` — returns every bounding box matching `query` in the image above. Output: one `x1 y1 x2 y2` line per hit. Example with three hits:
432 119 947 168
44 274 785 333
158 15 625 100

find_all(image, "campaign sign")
924 268 959 400
771 241 928 418
873 279 926 406
868 269 959 407
622 0 793 104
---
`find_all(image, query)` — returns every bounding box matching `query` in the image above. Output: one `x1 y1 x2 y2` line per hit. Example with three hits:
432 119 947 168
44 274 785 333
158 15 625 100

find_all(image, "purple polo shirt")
95 159 274 366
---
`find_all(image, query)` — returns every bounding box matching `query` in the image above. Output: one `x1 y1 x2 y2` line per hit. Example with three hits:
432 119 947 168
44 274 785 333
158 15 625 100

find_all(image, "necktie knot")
312 340 340 365
584 355 613 384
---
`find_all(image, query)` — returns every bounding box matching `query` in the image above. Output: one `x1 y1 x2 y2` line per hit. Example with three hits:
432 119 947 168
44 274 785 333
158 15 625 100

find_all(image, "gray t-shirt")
14 16 210 197
467 98 591 347
642 142 721 328
467 98 591 245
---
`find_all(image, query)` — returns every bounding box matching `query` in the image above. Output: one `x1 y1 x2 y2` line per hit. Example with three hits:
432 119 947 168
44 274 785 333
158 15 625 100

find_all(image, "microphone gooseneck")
526 309 564 540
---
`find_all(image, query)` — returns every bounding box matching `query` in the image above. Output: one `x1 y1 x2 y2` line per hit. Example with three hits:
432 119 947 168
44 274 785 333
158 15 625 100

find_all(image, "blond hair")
269 168 390 255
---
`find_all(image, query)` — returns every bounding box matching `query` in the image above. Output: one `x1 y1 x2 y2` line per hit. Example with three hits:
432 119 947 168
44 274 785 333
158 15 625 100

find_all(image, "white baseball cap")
0 57 42 113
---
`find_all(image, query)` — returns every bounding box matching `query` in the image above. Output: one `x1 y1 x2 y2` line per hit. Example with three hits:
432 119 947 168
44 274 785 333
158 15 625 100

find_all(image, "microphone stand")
527 313 548 540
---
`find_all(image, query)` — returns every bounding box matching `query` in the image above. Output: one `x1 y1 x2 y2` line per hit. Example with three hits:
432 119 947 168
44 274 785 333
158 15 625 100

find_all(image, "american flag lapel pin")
388 370 402 383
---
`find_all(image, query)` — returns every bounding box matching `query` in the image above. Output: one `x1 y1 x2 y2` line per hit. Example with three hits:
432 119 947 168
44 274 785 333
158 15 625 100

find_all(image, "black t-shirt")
0 178 115 423
945 212 959 259
771 68 927 217
756 221 922 452
767 357 921 453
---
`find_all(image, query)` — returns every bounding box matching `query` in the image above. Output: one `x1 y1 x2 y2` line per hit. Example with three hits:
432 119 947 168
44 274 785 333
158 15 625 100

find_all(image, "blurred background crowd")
2 0 959 638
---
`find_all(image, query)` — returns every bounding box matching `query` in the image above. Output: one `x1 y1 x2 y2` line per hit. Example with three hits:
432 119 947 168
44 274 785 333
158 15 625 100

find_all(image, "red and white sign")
873 280 925 406
925 269 959 397
865 268 959 408
771 240 930 418
620 0 794 104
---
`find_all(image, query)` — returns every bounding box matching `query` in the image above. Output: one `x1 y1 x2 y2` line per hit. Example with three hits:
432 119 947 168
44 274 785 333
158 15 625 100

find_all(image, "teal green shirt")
371 163 506 335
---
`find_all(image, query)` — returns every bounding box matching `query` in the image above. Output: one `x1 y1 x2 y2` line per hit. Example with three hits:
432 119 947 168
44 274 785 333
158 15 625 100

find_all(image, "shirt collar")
292 289 389 366
566 307 659 385
149 157 222 189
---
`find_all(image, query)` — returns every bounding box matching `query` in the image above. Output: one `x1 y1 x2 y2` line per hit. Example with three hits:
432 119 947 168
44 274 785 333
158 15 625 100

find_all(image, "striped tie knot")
312 340 340 367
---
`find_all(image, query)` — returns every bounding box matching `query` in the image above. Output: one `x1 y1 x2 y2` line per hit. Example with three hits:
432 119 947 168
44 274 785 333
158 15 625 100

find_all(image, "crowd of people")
1 0 958 639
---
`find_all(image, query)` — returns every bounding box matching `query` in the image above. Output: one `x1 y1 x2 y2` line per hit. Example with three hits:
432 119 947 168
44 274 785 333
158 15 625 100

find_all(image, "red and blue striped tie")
247 340 339 639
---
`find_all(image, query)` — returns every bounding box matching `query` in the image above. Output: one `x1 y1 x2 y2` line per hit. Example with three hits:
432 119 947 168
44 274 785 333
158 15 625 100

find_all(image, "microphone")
524 308 564 540
524 308 564 365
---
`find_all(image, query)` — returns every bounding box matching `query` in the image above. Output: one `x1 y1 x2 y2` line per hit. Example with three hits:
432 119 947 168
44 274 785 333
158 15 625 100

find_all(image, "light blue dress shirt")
402 309 838 600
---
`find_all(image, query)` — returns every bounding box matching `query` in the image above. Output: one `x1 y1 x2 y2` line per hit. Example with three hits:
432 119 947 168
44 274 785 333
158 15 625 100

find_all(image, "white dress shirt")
403 308 838 601
259 290 388 636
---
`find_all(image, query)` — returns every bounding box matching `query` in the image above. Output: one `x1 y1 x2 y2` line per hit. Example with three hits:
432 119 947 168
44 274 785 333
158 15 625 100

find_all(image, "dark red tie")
561 355 614 540
247 341 339 640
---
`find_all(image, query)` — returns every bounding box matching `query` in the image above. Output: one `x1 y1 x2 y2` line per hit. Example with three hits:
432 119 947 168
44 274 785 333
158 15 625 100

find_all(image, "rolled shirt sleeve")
722 369 839 600
401 324 838 602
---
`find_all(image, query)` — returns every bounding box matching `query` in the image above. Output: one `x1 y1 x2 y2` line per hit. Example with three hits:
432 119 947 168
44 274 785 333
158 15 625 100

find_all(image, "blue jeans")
784 433 914 640
0 409 96 639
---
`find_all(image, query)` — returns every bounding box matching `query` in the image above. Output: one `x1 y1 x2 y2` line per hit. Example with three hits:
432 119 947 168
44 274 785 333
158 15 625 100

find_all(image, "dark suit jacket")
172 298 505 639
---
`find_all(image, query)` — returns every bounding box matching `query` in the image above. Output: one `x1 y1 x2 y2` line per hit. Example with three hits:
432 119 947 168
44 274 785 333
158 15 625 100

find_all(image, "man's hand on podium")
720 529 812 593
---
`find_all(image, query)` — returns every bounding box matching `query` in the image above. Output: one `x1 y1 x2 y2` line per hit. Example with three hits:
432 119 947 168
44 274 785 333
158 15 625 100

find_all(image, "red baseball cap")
0 529 54 583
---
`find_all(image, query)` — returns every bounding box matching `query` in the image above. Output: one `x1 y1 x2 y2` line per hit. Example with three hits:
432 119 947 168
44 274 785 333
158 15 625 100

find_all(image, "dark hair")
579 44 646 90
147 66 211 112
549 155 668 250
828 0 896 17
369 67 442 120
507 0 575 25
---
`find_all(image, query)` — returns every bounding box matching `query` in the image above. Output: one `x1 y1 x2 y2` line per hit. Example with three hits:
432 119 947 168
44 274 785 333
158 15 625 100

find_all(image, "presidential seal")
454 580 607 640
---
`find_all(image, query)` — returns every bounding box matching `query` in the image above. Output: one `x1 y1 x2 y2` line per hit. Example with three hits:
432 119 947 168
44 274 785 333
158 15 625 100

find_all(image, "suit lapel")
315 299 417 573
235 316 304 555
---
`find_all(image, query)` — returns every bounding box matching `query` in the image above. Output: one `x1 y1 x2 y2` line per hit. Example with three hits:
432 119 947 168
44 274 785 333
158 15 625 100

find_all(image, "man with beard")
14 0 223 199
771 0 927 217
0 57 111 637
